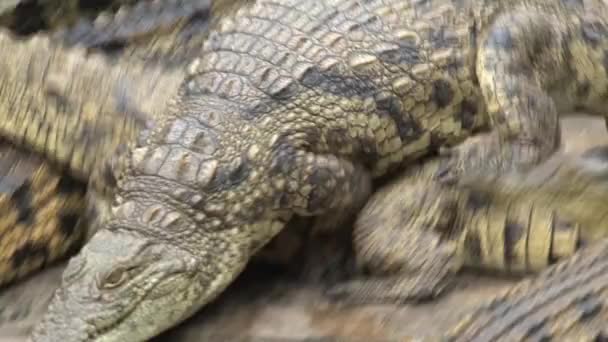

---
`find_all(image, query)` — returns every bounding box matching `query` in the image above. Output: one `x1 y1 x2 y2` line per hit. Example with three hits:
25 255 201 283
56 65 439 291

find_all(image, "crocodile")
17 0 608 340
327 143 608 303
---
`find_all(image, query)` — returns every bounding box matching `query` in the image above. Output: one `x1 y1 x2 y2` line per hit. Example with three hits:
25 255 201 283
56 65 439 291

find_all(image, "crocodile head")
31 209 289 342
28 227 205 341
32 142 288 342
29 191 288 342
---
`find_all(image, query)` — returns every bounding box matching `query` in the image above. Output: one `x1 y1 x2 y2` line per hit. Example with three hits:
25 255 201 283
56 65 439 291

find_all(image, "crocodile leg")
327 236 460 303
325 178 463 303
326 147 605 304
268 152 373 234
437 6 607 185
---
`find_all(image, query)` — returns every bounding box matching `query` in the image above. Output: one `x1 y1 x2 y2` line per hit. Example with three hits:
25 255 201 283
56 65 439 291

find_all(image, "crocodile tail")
50 0 212 49
0 143 87 288
458 197 579 274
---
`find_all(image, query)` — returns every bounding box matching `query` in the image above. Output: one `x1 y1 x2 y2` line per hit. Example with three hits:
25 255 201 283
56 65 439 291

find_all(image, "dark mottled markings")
11 182 33 225
435 198 460 236
268 144 298 177
245 63 381 120
59 213 81 237
326 128 350 149
576 293 603 320
429 25 461 50
227 157 251 185
457 99 478 130
10 242 49 269
376 41 421 65
432 79 454 108
306 168 334 213
56 175 87 195
327 127 376 163
503 220 525 269
594 332 608 342
299 65 379 98
576 80 591 98
102 163 118 189
523 320 551 342
205 153 252 192
376 94 423 140
465 190 490 211
552 216 575 232
44 86 72 112
430 132 448 149
464 231 482 264
581 21 608 48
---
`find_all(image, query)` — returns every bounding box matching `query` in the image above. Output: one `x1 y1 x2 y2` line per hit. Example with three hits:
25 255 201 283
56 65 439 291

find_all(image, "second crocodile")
27 0 608 340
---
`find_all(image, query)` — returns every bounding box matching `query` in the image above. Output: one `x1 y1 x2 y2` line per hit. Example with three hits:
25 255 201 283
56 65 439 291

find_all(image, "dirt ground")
0 114 606 341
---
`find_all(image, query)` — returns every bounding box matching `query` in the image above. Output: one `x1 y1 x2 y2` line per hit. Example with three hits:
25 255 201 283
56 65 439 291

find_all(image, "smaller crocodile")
328 144 608 303
26 0 608 340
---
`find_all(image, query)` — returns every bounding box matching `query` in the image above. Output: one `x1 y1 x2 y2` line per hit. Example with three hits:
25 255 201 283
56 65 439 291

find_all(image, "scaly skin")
327 144 608 303
85 0 215 69
0 0 290 294
0 30 180 288
0 1 210 288
0 141 87 289
0 0 279 293
0 0 139 35
28 0 608 341
52 0 213 56
0 29 183 192
0 0 235 187
428 232 608 341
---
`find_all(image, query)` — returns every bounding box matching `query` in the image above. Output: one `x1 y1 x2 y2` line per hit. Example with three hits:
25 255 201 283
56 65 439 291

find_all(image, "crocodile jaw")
28 228 225 342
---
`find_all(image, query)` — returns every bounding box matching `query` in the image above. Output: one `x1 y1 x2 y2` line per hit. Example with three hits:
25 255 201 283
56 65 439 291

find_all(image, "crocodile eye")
98 267 129 289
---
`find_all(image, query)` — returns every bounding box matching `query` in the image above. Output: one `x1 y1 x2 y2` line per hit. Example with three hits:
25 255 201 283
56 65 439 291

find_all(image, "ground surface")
0 114 605 341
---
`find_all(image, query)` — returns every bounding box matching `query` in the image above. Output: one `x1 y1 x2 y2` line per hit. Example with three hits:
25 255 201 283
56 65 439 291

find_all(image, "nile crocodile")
328 143 608 303
20 0 608 340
